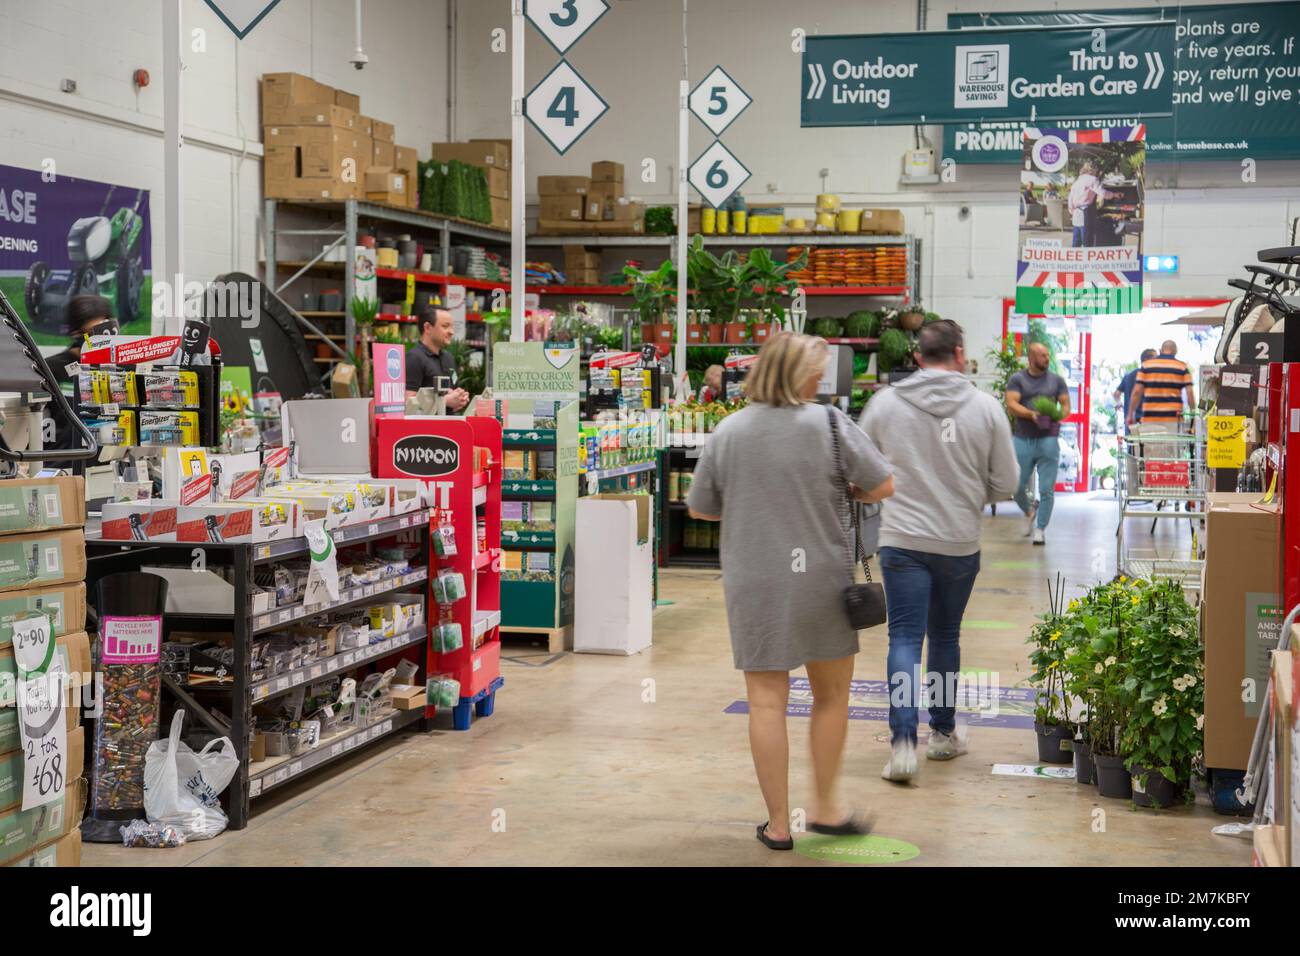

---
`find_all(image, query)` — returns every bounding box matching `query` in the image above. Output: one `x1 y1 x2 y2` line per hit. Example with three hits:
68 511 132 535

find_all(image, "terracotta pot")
687 324 705 344
751 323 776 343
706 324 725 343
724 322 749 344
641 323 656 343
898 310 925 332
315 343 332 359
654 323 674 344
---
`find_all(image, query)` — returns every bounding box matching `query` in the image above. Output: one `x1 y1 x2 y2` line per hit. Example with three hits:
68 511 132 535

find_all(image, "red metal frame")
1263 362 1300 613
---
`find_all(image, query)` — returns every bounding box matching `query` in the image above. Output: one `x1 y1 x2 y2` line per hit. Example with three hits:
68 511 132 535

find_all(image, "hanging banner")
945 3 1300 162
1015 126 1146 316
801 22 1174 127
0 163 153 346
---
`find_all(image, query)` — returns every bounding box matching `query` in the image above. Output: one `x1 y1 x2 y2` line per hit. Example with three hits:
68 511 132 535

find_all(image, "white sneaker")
1032 528 1045 546
882 739 917 782
1023 501 1038 536
927 727 969 761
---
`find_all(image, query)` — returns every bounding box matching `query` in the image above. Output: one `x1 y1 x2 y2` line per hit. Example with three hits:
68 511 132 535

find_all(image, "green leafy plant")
350 296 380 327
1031 396 1066 421
644 206 675 235
622 258 677 325
877 328 914 372
986 335 1025 424
747 246 806 326
843 310 880 339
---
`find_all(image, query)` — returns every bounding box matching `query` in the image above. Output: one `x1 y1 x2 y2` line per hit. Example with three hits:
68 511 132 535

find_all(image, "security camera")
958 205 971 221
350 48 369 70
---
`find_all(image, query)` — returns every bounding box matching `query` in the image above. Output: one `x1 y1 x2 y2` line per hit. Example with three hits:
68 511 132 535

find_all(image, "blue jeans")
879 547 981 744
1013 435 1059 530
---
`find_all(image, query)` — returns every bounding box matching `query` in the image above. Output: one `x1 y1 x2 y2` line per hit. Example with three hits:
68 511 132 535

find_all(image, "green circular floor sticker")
795 834 920 864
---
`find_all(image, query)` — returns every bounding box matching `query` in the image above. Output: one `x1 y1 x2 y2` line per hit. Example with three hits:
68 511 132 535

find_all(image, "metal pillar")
344 199 358 348
510 2 526 342
674 1 689 389
162 0 183 336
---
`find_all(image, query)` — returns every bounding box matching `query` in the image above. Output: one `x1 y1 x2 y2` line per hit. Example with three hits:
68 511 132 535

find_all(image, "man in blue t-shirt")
1113 349 1155 433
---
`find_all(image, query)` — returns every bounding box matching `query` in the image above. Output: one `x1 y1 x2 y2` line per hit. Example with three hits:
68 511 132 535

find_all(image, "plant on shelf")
842 309 880 339
747 246 807 337
876 327 915 374
350 296 380 394
622 258 676 344
686 235 753 344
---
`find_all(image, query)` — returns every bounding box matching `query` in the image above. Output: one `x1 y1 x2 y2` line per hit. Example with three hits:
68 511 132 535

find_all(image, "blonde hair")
744 332 828 407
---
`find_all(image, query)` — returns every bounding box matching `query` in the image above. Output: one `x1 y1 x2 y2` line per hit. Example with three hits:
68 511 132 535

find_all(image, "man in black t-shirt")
1004 343 1070 545
405 307 468 412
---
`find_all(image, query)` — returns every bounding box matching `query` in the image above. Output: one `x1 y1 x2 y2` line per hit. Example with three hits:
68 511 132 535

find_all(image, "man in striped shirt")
1128 341 1194 426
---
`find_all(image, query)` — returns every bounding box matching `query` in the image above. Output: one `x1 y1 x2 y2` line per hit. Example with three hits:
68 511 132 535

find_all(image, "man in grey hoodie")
860 321 1020 782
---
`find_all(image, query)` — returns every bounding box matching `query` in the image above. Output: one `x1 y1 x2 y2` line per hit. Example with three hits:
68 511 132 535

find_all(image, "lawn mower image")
23 186 146 333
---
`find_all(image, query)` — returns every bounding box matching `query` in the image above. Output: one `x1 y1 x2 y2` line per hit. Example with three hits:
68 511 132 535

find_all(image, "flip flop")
808 813 874 837
756 822 794 850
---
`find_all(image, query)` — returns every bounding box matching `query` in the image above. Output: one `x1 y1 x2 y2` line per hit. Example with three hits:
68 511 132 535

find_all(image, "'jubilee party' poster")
1015 126 1146 316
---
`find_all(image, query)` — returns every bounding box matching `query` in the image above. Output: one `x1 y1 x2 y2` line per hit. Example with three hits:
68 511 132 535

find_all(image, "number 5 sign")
689 66 752 137
689 140 751 209
525 60 609 155
525 0 609 55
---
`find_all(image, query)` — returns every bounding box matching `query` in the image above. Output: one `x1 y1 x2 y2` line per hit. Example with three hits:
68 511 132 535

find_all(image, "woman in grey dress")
687 333 894 850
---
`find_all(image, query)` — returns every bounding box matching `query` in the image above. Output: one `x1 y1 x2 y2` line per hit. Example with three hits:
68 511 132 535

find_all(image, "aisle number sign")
525 60 609 155
1206 415 1247 470
525 0 609 55
689 140 751 210
202 0 283 39
689 66 753 137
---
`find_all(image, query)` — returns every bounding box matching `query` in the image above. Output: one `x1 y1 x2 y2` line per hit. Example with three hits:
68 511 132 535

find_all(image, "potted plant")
622 259 675 345
896 304 926 332
1078 578 1144 799
1120 580 1202 808
686 309 705 345
1026 575 1074 764
748 246 808 341
686 235 749 344
350 295 380 395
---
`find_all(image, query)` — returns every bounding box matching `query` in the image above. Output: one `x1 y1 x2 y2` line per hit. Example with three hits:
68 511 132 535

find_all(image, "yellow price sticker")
1206 415 1246 469
405 273 416 311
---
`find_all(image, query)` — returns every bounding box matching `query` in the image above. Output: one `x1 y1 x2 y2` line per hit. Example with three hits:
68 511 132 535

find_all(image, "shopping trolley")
1115 419 1207 589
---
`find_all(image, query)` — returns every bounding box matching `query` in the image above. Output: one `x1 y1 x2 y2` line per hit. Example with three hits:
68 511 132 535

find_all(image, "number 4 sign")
525 60 609 155
525 0 609 55
689 140 752 209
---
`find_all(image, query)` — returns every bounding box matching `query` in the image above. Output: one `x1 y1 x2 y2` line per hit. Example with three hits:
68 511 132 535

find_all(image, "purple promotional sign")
0 163 152 345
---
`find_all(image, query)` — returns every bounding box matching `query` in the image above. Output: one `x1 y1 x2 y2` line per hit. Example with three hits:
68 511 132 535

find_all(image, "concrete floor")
84 493 1251 866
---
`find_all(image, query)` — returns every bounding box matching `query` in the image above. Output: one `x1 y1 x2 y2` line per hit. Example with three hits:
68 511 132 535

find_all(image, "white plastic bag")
143 711 239 841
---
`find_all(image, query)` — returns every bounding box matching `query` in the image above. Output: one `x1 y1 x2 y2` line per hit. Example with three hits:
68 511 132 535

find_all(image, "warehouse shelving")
85 507 436 830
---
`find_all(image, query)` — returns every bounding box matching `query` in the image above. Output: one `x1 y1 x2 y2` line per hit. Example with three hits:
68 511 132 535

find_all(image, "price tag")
256 545 271 560
368 523 380 537
344 652 357 666
330 743 343 758
291 671 305 686
275 676 289 692
1207 415 1247 469
310 664 323 680
100 402 120 417
249 779 262 797
303 519 340 603
289 760 303 775
12 615 67 810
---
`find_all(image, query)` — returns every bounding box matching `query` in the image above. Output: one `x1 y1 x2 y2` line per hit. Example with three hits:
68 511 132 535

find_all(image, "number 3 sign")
525 0 609 55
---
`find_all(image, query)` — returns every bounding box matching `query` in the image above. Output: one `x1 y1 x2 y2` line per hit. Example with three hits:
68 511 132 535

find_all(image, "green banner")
802 22 1174 127
945 3 1300 161
491 342 580 395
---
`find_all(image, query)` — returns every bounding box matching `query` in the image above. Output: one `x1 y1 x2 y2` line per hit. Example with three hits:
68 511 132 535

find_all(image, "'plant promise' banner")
1015 126 1146 316
945 2 1300 162
0 163 152 347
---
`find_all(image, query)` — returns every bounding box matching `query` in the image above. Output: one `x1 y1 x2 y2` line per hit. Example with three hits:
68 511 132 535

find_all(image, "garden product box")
0 581 85 650
99 500 179 543
0 778 84 866
591 160 624 183
0 631 90 758
6 828 81 867
366 479 427 515
471 138 512 167
574 495 653 656
0 476 84 536
1201 493 1280 770
859 208 905 235
538 175 590 197
365 168 408 206
261 72 334 111
0 529 85 595
0 727 83 813
333 88 361 112
176 500 300 544
539 195 585 222
372 139 396 170
262 102 358 130
430 141 510 170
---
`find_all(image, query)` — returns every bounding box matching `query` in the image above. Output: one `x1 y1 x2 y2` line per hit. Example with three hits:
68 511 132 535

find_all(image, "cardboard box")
393 144 419 175
1202 493 1281 770
355 131 373 176
567 268 600 286
1272 649 1293 864
430 141 510 170
372 139 395 170
539 195 585 222
99 500 178 544
0 476 84 536
260 72 333 111
611 199 645 223
591 219 644 235
485 165 510 199
563 246 601 272
334 88 361 112
365 167 408 206
6 828 81 867
265 176 362 201
0 727 83 813
250 733 267 763
591 160 624 183
371 118 395 143
331 363 358 398
537 219 595 236
490 197 511 230
262 102 358 130
176 500 299 545
0 778 84 866
0 581 86 650
575 495 653 655
859 207 905 235
263 125 367 191
470 138 512 168
537 175 590 197
0 631 90 758
390 684 426 711
0 529 85 595
587 182 621 220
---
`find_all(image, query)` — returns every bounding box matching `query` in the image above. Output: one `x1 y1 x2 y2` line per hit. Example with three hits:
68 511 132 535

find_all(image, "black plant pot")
1094 753 1132 799
1131 766 1180 809
1073 738 1097 785
1034 721 1074 764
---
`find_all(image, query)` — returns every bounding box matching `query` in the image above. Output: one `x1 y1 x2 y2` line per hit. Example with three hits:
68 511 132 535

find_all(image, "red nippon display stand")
375 414 504 730
1264 363 1300 612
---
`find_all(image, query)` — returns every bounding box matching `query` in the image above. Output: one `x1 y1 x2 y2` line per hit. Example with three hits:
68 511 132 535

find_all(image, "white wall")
454 0 1300 355
0 0 449 294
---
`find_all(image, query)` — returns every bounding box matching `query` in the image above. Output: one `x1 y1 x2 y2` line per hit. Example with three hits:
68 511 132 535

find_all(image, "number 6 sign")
525 60 609 155
689 140 752 209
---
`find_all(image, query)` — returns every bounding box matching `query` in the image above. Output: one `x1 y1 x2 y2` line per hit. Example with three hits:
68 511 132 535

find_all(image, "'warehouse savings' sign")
801 22 1174 127
944 2 1300 161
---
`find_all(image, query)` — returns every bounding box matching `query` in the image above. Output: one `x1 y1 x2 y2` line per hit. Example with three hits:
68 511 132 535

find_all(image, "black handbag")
827 405 888 630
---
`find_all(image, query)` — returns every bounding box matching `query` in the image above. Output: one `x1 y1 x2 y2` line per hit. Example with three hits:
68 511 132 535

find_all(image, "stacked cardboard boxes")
261 72 417 208
536 161 644 235
0 476 89 867
564 245 602 286
429 140 511 228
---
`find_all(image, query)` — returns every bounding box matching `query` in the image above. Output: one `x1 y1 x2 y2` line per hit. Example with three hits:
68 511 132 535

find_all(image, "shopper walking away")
687 332 893 849
860 321 1019 781
1113 348 1156 433
1128 340 1194 427
1005 343 1070 545
405 306 469 411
